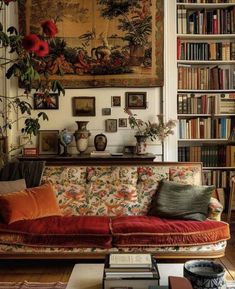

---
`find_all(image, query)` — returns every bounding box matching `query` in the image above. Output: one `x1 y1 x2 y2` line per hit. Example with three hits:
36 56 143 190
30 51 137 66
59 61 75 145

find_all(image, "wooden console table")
18 153 156 166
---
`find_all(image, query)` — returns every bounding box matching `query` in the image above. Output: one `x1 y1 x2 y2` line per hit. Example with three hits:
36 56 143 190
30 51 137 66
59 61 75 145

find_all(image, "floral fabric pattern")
169 166 201 185
137 166 169 214
40 164 218 219
118 167 138 185
0 241 226 255
87 183 140 216
41 166 87 216
86 166 119 183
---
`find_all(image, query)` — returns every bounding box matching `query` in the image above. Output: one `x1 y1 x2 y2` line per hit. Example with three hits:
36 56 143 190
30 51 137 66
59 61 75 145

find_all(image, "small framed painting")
125 92 147 109
118 118 127 127
33 93 59 110
72 97 96 116
111 96 121 107
38 130 59 155
105 119 117 133
19 135 32 147
102 108 111 116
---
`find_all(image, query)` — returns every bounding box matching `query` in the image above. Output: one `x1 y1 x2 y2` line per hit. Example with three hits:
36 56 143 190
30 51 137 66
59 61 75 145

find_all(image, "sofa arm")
208 197 223 221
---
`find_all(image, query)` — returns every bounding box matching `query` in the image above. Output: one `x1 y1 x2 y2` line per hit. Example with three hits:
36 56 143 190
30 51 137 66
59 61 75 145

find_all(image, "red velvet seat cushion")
0 216 112 248
111 216 230 247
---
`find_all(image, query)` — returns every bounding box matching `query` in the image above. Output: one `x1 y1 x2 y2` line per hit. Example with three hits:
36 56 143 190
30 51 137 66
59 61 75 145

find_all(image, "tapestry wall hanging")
19 0 164 88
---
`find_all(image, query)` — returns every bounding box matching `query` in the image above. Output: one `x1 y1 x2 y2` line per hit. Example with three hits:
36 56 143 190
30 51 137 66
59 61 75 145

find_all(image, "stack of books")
103 253 160 289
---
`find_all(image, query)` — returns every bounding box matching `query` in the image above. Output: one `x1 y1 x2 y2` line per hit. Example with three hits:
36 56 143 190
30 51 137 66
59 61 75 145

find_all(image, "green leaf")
38 112 49 121
7 26 18 35
6 64 17 79
0 31 10 46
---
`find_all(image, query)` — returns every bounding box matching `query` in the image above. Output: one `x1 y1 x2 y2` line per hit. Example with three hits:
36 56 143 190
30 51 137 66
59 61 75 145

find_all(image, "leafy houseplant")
0 0 64 156
124 108 176 142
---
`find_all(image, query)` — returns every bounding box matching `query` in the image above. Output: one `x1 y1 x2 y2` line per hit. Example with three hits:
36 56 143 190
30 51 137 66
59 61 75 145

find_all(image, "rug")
0 281 67 289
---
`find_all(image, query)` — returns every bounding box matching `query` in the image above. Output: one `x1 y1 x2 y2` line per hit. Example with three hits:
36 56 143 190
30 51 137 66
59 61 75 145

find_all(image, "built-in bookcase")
176 0 235 219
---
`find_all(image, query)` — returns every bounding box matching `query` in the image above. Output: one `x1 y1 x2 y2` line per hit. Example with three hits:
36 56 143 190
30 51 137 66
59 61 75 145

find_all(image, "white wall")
163 0 178 161
2 1 178 160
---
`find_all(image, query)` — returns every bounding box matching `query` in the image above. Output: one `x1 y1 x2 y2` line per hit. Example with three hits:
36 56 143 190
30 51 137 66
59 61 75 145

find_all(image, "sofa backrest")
41 162 202 216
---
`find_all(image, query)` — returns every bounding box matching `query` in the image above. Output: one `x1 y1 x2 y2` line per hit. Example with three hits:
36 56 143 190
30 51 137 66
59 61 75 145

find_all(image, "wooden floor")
0 225 234 282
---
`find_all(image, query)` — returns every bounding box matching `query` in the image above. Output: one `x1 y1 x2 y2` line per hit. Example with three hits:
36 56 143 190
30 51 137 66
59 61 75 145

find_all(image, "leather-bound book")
168 276 193 289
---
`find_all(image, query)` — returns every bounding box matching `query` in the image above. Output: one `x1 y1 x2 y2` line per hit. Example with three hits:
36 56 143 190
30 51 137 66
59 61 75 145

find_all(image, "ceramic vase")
94 133 107 151
184 260 226 289
74 121 91 154
135 134 147 155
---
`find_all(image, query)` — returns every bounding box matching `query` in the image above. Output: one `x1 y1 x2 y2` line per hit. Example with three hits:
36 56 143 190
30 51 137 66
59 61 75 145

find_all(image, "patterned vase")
74 121 91 154
135 134 147 155
184 260 226 289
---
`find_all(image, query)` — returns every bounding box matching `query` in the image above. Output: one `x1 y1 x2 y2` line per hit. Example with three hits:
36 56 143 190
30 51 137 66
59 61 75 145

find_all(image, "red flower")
22 34 40 53
41 20 58 37
35 41 49 57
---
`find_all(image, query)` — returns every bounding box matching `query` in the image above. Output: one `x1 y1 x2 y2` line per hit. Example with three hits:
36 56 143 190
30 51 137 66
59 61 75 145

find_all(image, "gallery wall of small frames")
70 93 147 133
29 92 147 156
32 92 147 140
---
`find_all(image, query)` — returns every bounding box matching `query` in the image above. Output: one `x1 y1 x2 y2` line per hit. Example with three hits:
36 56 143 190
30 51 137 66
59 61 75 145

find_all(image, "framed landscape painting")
72 97 96 116
19 0 164 88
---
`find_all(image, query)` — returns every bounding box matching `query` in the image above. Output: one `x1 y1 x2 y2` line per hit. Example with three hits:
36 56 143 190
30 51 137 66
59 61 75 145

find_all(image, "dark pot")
94 134 107 151
184 260 226 289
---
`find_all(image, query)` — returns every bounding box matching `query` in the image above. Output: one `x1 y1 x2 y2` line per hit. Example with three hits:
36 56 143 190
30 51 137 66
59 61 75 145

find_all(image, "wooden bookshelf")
176 1 235 213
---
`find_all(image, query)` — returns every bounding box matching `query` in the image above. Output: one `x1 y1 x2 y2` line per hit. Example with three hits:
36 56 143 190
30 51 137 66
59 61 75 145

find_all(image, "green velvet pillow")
148 180 215 221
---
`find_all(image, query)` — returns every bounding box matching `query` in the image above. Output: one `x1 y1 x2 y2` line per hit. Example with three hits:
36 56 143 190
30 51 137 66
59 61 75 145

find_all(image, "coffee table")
65 263 184 289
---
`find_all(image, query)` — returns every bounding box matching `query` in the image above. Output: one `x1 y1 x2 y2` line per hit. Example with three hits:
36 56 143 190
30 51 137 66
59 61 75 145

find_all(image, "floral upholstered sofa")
0 162 230 259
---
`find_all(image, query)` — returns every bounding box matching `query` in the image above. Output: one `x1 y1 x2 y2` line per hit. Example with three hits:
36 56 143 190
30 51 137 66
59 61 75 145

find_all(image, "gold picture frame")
38 130 59 155
72 97 96 116
105 119 117 133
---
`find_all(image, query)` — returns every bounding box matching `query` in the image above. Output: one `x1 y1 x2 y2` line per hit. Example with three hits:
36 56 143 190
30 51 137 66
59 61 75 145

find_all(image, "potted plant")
124 108 176 154
0 0 64 162
119 15 152 66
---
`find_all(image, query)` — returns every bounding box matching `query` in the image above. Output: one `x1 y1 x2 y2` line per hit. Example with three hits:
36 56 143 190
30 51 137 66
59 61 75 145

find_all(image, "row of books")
203 169 228 187
178 117 233 139
178 145 235 166
177 93 235 114
177 1 234 3
204 170 235 210
177 7 235 34
178 65 233 90
177 39 235 61
103 254 160 289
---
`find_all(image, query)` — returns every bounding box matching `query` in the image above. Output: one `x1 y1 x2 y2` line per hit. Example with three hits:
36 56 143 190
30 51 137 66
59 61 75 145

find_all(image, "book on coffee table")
109 253 152 268
103 254 160 289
